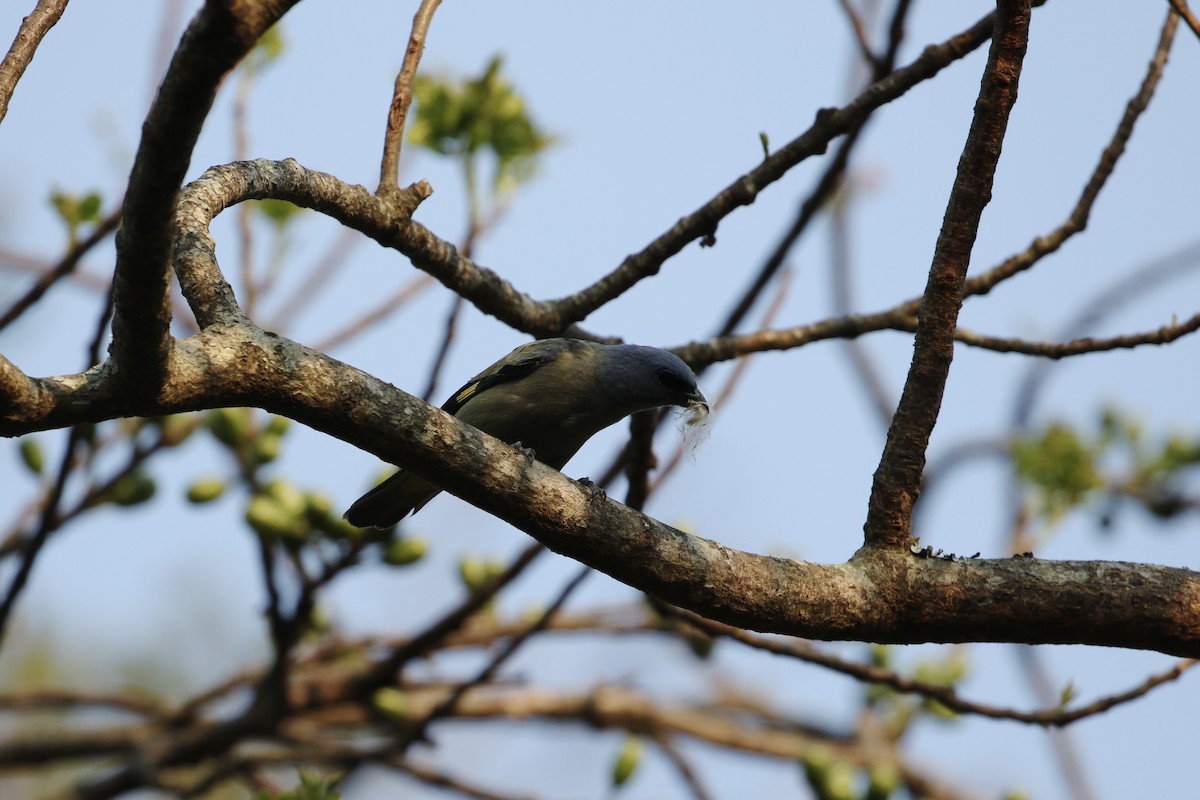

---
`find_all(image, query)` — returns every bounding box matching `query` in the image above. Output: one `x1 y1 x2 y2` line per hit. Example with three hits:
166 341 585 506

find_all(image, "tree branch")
0 0 68 126
865 0 1032 550
109 0 300 397
544 7 1002 329
377 0 441 194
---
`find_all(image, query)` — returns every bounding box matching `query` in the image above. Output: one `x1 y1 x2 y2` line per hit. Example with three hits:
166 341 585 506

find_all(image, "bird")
343 337 707 528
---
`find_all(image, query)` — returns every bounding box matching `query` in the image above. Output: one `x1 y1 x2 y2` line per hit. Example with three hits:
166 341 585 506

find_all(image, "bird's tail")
343 470 440 529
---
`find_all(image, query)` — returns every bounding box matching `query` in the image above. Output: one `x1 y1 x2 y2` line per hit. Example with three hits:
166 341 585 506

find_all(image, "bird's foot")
512 441 538 462
578 477 607 503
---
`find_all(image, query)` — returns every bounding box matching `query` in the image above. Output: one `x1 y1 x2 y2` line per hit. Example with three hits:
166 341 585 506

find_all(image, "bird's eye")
656 367 692 393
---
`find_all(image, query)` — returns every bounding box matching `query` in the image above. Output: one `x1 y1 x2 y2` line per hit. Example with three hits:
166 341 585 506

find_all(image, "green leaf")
410 55 553 193
49 189 104 244
1057 680 1077 710
155 413 197 447
253 198 304 228
265 478 307 518
1012 423 1103 517
78 192 102 223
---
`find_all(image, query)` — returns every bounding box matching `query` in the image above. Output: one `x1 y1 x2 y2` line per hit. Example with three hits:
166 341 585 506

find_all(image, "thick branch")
865 0 1031 550
1 323 1197 655
109 0 299 395
174 159 553 332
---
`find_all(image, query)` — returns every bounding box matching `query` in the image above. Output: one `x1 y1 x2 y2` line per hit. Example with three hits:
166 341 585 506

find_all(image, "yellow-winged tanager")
343 337 707 528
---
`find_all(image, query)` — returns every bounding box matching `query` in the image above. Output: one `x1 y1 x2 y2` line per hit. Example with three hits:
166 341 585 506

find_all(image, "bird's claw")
578 477 607 503
512 441 537 461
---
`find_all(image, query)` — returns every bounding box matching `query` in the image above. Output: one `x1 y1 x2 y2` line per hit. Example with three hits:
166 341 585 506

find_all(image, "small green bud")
866 762 902 800
824 762 856 800
458 556 490 592
109 471 157 507
686 632 715 659
19 438 44 475
205 408 247 447
157 414 196 447
245 494 305 539
265 478 306 517
372 688 407 720
252 432 283 464
611 736 643 788
383 536 427 566
186 477 227 504
265 415 291 436
800 745 834 789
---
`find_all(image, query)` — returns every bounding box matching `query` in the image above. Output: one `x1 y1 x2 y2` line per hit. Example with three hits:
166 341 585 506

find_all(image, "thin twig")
1167 0 1200 39
953 313 1200 357
422 295 464 402
834 0 876 68
354 541 545 693
830 189 895 427
1014 646 1097 800
668 607 1196 727
650 269 794 494
652 735 714 800
0 207 121 331
311 273 435 352
378 0 442 194
395 760 536 800
545 7 1003 332
395 564 591 752
266 227 359 329
964 7 1178 300
0 0 69 125
0 425 84 647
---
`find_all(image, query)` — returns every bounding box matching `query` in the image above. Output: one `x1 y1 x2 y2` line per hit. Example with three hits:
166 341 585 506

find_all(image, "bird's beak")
682 390 709 425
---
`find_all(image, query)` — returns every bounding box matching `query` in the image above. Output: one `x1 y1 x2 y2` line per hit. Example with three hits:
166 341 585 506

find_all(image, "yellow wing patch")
453 381 481 406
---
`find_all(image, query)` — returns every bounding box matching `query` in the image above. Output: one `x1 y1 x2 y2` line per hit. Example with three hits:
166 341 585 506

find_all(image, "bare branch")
953 313 1200 357
652 735 714 800
310 273 435 353
395 761 535 800
110 0 301 397
964 8 1178 299
865 0 1032 550
378 0 442 194
671 608 1196 726
545 8 1002 329
394 565 591 753
0 207 121 333
1167 0 1200 39
0 0 68 125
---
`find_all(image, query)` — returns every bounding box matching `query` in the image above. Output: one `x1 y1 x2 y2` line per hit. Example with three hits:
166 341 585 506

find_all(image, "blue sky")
1 2 1198 798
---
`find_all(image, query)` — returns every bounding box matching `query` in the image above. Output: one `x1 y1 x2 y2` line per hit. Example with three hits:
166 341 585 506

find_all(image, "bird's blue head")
601 344 706 414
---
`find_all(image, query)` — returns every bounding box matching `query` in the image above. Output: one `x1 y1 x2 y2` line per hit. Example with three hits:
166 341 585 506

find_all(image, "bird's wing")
441 348 562 416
